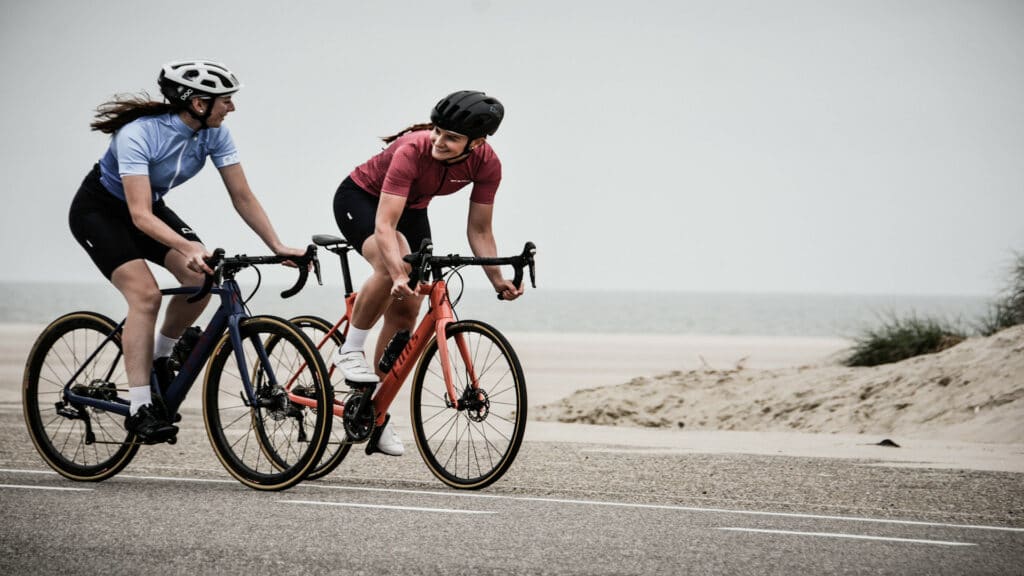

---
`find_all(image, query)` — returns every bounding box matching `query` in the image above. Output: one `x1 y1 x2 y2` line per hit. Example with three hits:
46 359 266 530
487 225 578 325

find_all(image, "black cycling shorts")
332 176 431 255
68 164 202 279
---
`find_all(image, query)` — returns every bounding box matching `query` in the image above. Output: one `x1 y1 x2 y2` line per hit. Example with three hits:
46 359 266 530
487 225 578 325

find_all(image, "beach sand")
532 326 1024 442
3 323 1022 472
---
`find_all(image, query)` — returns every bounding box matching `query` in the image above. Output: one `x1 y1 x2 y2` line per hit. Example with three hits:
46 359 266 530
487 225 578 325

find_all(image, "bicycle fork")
436 325 484 411
229 318 309 443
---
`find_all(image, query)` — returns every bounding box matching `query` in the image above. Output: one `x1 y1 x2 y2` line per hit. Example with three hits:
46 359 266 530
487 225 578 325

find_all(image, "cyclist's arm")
467 200 523 300
219 163 304 258
123 174 212 273
376 192 415 295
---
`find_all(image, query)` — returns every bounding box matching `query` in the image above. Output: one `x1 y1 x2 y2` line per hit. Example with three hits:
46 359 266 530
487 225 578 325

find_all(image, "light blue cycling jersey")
97 113 240 202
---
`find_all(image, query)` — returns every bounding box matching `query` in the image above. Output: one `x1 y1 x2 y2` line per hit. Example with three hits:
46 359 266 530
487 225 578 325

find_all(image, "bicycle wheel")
203 315 332 491
283 315 351 480
411 319 527 489
22 311 139 481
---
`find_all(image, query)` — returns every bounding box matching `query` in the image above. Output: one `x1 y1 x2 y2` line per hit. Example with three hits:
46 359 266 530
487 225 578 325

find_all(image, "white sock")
129 386 153 416
154 332 177 359
340 327 370 354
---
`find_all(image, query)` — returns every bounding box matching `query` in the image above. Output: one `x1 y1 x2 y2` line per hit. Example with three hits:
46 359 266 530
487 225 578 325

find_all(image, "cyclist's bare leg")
348 260 392 331
351 232 423 429
110 260 162 391
350 232 423 335
159 249 211 339
370 297 421 427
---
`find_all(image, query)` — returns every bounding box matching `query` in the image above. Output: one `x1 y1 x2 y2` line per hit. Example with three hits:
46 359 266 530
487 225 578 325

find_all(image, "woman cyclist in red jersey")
331 90 523 456
69 61 307 443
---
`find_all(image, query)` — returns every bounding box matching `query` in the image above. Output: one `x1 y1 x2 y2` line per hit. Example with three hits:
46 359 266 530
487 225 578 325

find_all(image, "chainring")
342 392 375 442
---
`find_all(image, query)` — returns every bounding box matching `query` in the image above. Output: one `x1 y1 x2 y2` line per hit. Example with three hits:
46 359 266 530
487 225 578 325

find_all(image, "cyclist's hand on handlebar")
494 278 524 301
185 243 214 276
391 277 416 301
274 245 309 269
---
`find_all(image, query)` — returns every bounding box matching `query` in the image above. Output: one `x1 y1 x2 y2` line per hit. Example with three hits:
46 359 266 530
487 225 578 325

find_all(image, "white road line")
3 467 1022 534
0 469 58 475
0 469 238 485
280 499 495 515
717 527 976 547
120 475 236 484
0 484 93 492
307 484 1024 534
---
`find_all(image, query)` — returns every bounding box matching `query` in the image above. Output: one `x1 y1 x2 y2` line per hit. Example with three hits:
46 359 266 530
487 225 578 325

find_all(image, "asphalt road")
1 403 1022 576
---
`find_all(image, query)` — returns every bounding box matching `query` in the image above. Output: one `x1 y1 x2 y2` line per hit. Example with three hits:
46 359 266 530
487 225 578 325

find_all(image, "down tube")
371 311 439 421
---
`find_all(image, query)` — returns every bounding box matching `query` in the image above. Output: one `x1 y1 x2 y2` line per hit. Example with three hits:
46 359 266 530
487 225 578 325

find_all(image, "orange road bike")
286 235 536 489
22 247 333 491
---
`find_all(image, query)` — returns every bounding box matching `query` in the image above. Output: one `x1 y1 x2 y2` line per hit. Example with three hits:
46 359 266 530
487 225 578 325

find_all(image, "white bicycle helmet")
158 60 242 104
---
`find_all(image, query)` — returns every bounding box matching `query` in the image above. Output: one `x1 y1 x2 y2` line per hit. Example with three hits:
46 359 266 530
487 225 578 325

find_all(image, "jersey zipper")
434 165 448 196
166 134 196 194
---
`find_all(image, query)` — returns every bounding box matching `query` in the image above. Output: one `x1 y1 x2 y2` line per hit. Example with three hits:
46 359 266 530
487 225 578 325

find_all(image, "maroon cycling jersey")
349 130 501 209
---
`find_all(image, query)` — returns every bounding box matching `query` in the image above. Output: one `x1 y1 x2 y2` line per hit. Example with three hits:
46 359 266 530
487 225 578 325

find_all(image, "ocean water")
0 282 993 339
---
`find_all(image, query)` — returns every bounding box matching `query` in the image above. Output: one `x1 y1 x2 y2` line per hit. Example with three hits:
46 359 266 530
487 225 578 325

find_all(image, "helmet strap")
441 137 482 165
185 97 214 130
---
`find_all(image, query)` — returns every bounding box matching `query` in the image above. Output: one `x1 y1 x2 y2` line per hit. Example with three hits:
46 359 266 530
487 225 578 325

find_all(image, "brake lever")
406 238 433 290
524 242 537 288
498 242 537 300
280 244 316 299
187 248 225 303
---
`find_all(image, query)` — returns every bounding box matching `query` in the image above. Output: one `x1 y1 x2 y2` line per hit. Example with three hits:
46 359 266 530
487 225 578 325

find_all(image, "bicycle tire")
410 319 527 489
22 311 139 481
203 315 332 491
282 315 351 480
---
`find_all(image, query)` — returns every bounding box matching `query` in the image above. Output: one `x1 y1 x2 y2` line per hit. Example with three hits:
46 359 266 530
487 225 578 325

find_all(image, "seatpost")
336 249 354 297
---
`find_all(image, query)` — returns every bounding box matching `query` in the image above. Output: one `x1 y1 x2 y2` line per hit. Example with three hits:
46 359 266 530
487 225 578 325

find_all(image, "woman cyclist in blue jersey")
68 60 306 443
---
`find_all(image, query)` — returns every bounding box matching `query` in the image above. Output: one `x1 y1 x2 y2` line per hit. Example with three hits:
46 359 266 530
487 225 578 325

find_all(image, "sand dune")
535 325 1024 444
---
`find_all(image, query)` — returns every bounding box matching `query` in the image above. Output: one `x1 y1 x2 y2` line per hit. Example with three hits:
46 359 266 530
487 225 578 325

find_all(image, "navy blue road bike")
22 247 333 491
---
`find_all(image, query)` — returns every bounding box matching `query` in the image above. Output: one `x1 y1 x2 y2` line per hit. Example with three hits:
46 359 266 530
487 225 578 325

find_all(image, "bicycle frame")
371 279 478 424
288 278 476 426
61 279 267 417
287 235 533 438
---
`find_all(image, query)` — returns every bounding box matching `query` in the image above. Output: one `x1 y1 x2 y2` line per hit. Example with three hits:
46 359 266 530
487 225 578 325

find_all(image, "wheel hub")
460 387 490 422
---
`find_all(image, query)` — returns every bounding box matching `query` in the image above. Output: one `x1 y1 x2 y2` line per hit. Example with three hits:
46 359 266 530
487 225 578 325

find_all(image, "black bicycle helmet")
430 91 504 140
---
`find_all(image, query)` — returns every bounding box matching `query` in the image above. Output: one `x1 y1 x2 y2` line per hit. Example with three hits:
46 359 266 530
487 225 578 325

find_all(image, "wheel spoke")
204 316 331 490
24 313 138 481
411 320 526 489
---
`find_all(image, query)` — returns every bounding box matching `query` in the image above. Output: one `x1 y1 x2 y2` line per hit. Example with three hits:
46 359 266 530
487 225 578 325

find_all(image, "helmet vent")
158 60 243 101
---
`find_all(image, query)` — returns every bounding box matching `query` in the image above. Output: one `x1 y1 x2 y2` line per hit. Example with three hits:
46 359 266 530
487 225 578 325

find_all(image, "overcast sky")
2 0 1021 296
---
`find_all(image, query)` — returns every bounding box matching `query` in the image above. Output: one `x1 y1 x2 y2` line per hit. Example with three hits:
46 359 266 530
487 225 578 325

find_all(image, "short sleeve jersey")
349 130 501 210
97 113 240 202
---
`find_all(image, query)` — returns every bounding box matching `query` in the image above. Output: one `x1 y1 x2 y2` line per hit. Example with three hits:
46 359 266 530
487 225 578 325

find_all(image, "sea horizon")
0 281 995 339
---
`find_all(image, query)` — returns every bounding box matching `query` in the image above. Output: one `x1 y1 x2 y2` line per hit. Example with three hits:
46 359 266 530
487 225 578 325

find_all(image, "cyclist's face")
430 126 474 161
200 96 235 127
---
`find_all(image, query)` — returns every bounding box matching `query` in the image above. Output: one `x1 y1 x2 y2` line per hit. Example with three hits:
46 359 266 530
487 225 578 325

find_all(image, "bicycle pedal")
135 432 178 446
344 378 376 390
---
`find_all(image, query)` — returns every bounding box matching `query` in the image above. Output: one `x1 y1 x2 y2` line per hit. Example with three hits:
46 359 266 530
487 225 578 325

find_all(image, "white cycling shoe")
332 350 380 385
367 414 405 457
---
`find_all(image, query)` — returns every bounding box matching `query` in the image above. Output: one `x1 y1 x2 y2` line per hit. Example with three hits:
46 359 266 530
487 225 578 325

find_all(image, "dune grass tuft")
843 314 966 367
977 252 1024 336
844 251 1022 366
